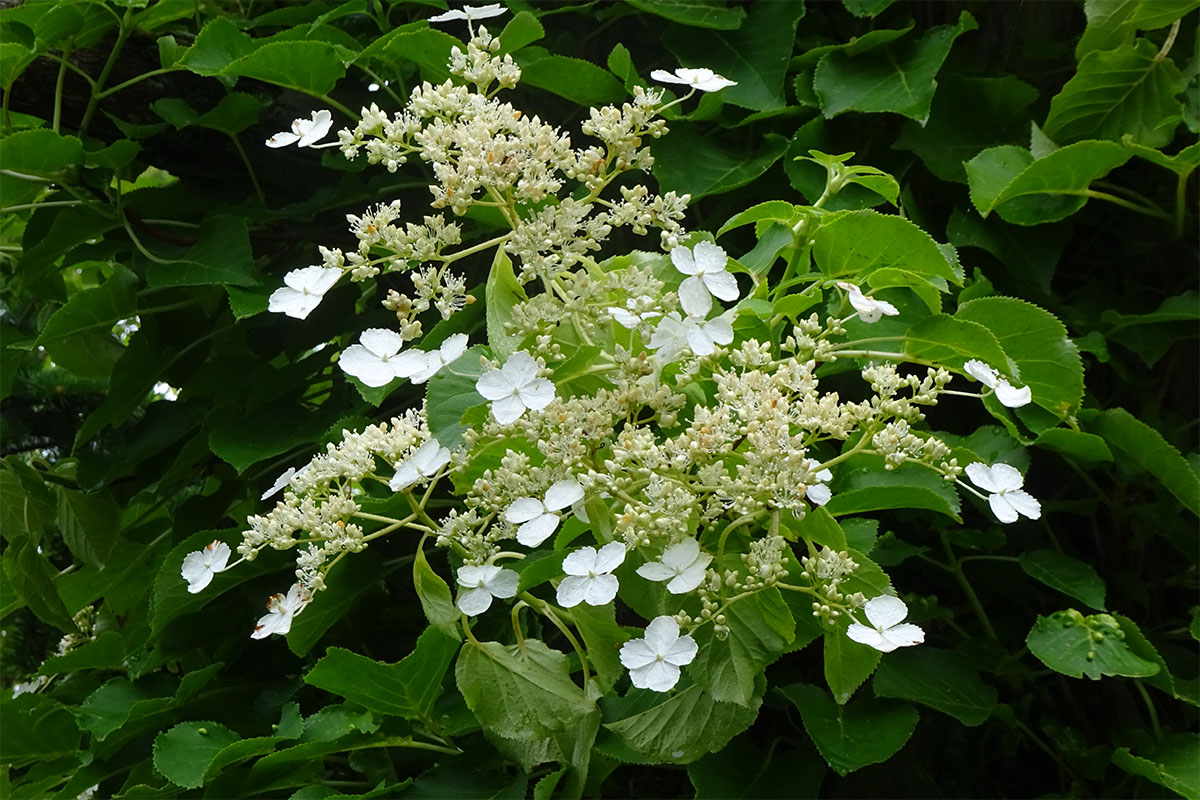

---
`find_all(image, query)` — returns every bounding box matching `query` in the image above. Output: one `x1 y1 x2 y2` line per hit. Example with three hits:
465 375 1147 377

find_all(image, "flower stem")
940 531 998 639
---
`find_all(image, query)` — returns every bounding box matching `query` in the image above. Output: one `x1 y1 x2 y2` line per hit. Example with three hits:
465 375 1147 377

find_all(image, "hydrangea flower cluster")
185 19 1045 698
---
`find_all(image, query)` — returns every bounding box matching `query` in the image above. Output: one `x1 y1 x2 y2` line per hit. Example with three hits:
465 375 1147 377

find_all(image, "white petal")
704 315 734 345
608 307 642 328
268 287 321 319
457 564 492 588
685 323 716 356
651 69 690 87
863 595 909 629
266 130 301 148
643 615 681 651
636 660 682 692
516 513 560 547
619 638 658 670
487 568 519 598
989 463 1025 491
965 462 1003 493
262 468 297 501
428 9 467 21
636 562 677 582
692 241 728 274
390 462 420 491
358 328 404 358
439 333 469 363
518 378 556 412
666 563 708 594
988 493 1021 523
678 276 713 318
545 479 585 511
505 497 547 524
995 379 1032 408
339 345 396 387
880 623 925 650
592 541 627 573
661 632 698 666
807 483 832 507
391 350 432 379
490 394 526 425
181 551 215 593
285 266 341 295
963 359 998 387
296 110 332 147
476 369 516 400
582 574 619 606
456 587 493 616
846 623 892 652
1004 489 1041 520
556 575 589 608
702 269 739 303
562 546 599 576
502 351 540 386
412 440 451 474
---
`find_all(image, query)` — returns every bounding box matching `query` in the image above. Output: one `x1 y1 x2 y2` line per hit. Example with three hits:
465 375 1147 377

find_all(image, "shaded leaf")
778 683 918 776
873 647 997 725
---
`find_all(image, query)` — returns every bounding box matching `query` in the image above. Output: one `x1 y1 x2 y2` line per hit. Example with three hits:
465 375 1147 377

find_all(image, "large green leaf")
0 127 83 177
1112 734 1200 799
945 207 1072 294
626 0 747 29
1079 407 1200 516
663 1 806 111
811 210 959 297
0 695 82 767
286 551 397 657
956 297 1084 419
153 721 242 789
894 75 1039 183
1018 550 1106 610
180 17 256 75
515 49 624 106
1045 40 1186 147
690 589 791 706
304 629 461 721
904 315 1011 372
144 215 259 287
37 265 137 353
873 648 997 726
652 126 789 201
1076 0 1200 58
966 140 1130 226
413 545 462 639
778 683 918 776
223 40 346 95
826 460 962 521
813 11 977 122
55 486 121 569
3 535 75 631
1026 610 1160 680
425 345 487 448
485 249 526 360
822 631 881 705
208 401 336 474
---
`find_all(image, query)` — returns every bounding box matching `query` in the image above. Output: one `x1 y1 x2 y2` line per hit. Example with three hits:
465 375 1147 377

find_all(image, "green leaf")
813 11 978 122
1045 40 1186 148
790 507 846 550
652 127 788 201
812 210 959 296
1101 290 1200 365
873 647 998 726
180 18 256 76
413 545 463 639
716 200 798 238
425 345 487 449
144 215 259 287
286 552 396 657
208 401 335 473
826 460 962 521
195 92 261 135
904 315 1011 372
367 27 461 83
84 138 141 170
1026 609 1160 680
966 140 1130 225
569 602 629 693
153 721 241 789
56 486 121 569
498 10 544 52
486 248 526 360
304 629 461 721
223 40 346 95
1077 0 1200 59
956 297 1085 419
1019 550 1106 609
515 49 624 106
1079 407 1200 516
456 638 593 741
0 128 83 177
663 1 806 111
691 589 791 706
0 42 36 90
778 683 918 776
602 680 763 764
0 694 82 767
625 0 747 29
895 75 1039 183
784 120 897 210
945 207 1072 294
1033 428 1114 463
1112 734 1200 799
3 535 75 631
38 265 137 348
823 631 881 705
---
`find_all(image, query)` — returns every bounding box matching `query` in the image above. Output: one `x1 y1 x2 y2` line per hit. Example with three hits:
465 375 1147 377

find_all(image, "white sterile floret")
268 266 341 320
557 542 626 607
250 584 312 639
650 67 738 93
338 329 408 387
846 595 925 653
648 312 691 364
636 538 712 594
181 540 231 594
390 440 452 491
835 281 899 324
265 110 333 148
801 459 834 506
455 565 519 616
672 241 739 318
619 616 699 692
506 479 585 547
428 3 506 22
261 465 308 501
475 351 555 425
962 359 1032 408
682 311 735 356
607 296 661 329
965 462 1041 523
392 333 468 384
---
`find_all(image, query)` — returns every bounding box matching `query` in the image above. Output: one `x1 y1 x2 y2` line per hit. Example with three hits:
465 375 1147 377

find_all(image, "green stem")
80 6 136 135
229 134 267 207
52 47 70 133
1173 168 1190 241
1134 680 1163 742
0 200 87 213
1080 188 1171 220
940 531 998 639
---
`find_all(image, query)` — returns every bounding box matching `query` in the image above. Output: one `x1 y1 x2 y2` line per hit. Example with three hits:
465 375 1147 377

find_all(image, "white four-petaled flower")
428 3 506 22
506 479 585 547
636 538 712 594
962 359 1032 408
456 564 519 615
268 266 341 320
965 462 1041 523
265 110 333 149
181 540 231 594
672 242 739 318
650 67 737 93
392 333 469 384
390 440 453 491
802 459 834 507
607 296 662 329
251 584 312 639
475 351 555 425
835 281 899 324
846 595 925 653
338 328 409 387
557 542 625 607
682 312 734 356
619 616 699 692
